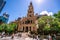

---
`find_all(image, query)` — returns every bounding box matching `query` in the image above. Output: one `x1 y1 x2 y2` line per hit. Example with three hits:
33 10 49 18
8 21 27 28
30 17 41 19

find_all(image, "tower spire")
30 1 32 5
27 2 34 17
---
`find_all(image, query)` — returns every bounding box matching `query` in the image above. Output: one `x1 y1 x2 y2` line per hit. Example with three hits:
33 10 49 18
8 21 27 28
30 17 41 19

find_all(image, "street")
0 36 37 40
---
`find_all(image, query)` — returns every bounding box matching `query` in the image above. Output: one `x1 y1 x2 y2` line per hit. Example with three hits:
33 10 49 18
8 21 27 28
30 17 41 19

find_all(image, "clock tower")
27 2 34 17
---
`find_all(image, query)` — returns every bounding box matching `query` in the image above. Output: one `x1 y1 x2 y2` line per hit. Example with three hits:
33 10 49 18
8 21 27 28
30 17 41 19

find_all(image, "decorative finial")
30 1 32 5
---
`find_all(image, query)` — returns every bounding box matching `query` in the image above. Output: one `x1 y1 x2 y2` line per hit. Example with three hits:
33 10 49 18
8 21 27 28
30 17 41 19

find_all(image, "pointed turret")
27 2 34 17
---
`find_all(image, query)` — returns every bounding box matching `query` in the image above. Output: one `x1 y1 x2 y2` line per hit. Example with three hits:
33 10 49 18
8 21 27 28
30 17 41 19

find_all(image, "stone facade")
14 2 38 32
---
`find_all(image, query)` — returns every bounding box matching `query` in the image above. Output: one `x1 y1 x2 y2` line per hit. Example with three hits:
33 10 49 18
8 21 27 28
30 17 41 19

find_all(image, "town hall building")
13 2 39 32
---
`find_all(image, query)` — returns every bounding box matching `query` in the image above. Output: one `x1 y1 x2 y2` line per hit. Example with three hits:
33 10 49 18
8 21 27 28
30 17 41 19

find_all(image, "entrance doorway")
25 27 28 32
30 27 31 31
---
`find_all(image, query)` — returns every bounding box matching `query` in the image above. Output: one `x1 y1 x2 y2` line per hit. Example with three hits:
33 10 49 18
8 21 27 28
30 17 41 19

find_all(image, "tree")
8 23 17 33
53 11 60 33
38 16 60 34
38 16 53 33
43 24 51 34
0 24 3 32
0 23 17 34
53 11 60 22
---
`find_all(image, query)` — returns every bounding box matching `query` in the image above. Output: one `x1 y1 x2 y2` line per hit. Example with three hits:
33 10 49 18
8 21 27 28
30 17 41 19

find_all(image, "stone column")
31 26 33 31
22 27 24 32
28 27 29 31
24 27 26 32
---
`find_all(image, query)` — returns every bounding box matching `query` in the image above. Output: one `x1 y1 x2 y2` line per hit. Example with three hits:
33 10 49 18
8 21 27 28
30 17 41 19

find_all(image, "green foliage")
7 23 17 33
38 15 60 34
43 24 50 31
0 25 3 31
0 23 17 33
53 11 60 33
54 11 60 21
38 16 53 30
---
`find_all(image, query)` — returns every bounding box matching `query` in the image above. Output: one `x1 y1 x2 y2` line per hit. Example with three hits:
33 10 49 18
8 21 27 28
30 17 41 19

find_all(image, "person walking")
36 35 39 40
11 33 14 39
48 34 52 40
52 34 56 40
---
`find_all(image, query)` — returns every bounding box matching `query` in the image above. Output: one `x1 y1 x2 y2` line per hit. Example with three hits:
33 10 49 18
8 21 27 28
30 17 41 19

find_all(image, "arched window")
29 15 31 17
31 20 32 23
30 27 31 31
23 22 24 24
25 20 30 24
29 11 32 13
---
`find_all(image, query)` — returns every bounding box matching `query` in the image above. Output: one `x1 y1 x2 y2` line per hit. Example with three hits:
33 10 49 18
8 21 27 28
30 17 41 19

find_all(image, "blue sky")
1 0 60 23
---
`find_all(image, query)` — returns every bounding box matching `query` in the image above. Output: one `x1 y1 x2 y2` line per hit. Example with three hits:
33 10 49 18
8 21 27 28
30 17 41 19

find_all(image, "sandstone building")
14 2 38 32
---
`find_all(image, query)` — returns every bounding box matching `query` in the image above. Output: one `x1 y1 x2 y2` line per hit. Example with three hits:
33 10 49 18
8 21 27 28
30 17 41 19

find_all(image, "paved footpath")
0 36 48 40
0 33 47 40
0 37 37 40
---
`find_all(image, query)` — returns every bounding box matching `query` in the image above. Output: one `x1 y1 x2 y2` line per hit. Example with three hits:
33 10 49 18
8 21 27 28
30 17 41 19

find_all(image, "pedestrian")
48 34 52 40
38 35 41 40
18 33 21 37
36 35 39 40
11 33 14 39
33 34 35 39
52 34 56 40
1 32 5 38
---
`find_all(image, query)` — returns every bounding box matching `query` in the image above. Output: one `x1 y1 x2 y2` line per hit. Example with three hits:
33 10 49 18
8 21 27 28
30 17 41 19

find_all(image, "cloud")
40 11 53 16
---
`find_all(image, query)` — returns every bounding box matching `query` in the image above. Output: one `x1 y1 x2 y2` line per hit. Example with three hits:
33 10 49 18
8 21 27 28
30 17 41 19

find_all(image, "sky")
1 0 60 23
